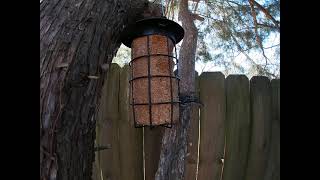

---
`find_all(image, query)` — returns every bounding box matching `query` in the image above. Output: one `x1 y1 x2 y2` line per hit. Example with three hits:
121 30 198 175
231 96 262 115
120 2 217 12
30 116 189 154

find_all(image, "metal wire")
147 35 153 127
167 37 174 127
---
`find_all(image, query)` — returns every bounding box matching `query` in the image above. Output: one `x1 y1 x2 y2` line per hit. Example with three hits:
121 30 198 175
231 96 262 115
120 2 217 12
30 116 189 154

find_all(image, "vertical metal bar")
174 44 180 123
130 60 138 127
132 98 138 128
147 35 153 128
167 37 173 128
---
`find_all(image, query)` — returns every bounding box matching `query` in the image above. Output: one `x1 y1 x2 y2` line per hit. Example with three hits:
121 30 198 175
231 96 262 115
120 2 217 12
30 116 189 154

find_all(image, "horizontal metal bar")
129 62 178 68
134 122 174 128
130 54 178 63
130 101 180 106
129 75 180 82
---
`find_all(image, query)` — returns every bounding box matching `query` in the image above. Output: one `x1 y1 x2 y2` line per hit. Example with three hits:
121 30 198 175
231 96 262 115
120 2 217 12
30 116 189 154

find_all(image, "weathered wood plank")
264 79 280 180
245 76 272 180
222 75 250 180
144 127 164 180
198 72 225 180
92 140 100 180
185 72 200 180
118 65 144 180
96 63 121 180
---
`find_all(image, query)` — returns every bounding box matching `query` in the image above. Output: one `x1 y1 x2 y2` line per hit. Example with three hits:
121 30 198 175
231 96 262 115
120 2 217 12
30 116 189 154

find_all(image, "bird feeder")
121 17 184 128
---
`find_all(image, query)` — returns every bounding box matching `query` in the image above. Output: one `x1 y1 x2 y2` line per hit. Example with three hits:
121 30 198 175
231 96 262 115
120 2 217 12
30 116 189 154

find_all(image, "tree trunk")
155 0 198 179
40 0 148 179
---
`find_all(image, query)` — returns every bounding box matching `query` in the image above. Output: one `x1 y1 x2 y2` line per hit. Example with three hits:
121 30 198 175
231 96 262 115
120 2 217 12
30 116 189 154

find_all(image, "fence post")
222 75 250 180
245 76 272 180
198 72 226 180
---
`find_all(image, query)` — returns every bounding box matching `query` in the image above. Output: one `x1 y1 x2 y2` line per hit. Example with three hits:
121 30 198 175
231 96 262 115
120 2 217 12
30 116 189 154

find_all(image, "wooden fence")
92 63 280 180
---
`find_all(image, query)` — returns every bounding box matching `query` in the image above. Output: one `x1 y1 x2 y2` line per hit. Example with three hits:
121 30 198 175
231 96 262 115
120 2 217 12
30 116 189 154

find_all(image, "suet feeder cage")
121 17 184 128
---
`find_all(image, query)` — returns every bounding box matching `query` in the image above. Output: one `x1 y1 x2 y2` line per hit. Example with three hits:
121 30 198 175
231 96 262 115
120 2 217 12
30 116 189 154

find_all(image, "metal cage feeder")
121 17 184 128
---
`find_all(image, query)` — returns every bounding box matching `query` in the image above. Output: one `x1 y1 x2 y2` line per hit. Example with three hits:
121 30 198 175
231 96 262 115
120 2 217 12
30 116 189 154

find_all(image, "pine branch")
230 32 257 66
193 0 200 13
192 10 223 22
257 22 278 30
171 0 175 20
192 13 205 21
249 0 269 70
253 0 280 31
165 0 170 16
219 9 269 76
229 31 277 78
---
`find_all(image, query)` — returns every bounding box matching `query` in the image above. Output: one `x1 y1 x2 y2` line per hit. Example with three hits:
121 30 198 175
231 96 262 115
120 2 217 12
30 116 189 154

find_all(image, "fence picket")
264 79 280 180
198 72 226 180
245 76 272 180
118 65 144 180
222 75 250 180
144 127 164 180
95 63 121 180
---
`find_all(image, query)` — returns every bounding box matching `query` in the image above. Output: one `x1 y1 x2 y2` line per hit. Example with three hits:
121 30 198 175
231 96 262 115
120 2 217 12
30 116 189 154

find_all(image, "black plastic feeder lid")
121 17 184 48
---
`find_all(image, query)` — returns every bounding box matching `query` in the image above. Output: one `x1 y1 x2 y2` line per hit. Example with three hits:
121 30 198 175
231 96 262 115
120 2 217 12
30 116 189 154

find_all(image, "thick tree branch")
40 0 149 179
155 0 198 179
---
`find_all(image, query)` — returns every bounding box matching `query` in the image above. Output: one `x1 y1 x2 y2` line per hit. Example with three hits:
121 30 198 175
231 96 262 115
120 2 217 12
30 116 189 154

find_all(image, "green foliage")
193 0 280 78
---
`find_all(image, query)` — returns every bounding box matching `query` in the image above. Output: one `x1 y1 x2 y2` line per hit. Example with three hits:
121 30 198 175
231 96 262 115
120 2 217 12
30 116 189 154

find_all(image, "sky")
192 0 280 77
113 32 279 77
114 26 279 78
194 31 279 75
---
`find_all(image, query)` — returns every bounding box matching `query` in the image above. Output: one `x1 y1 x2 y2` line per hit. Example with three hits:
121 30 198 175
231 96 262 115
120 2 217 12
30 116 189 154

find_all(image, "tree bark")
155 0 198 179
40 0 148 179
